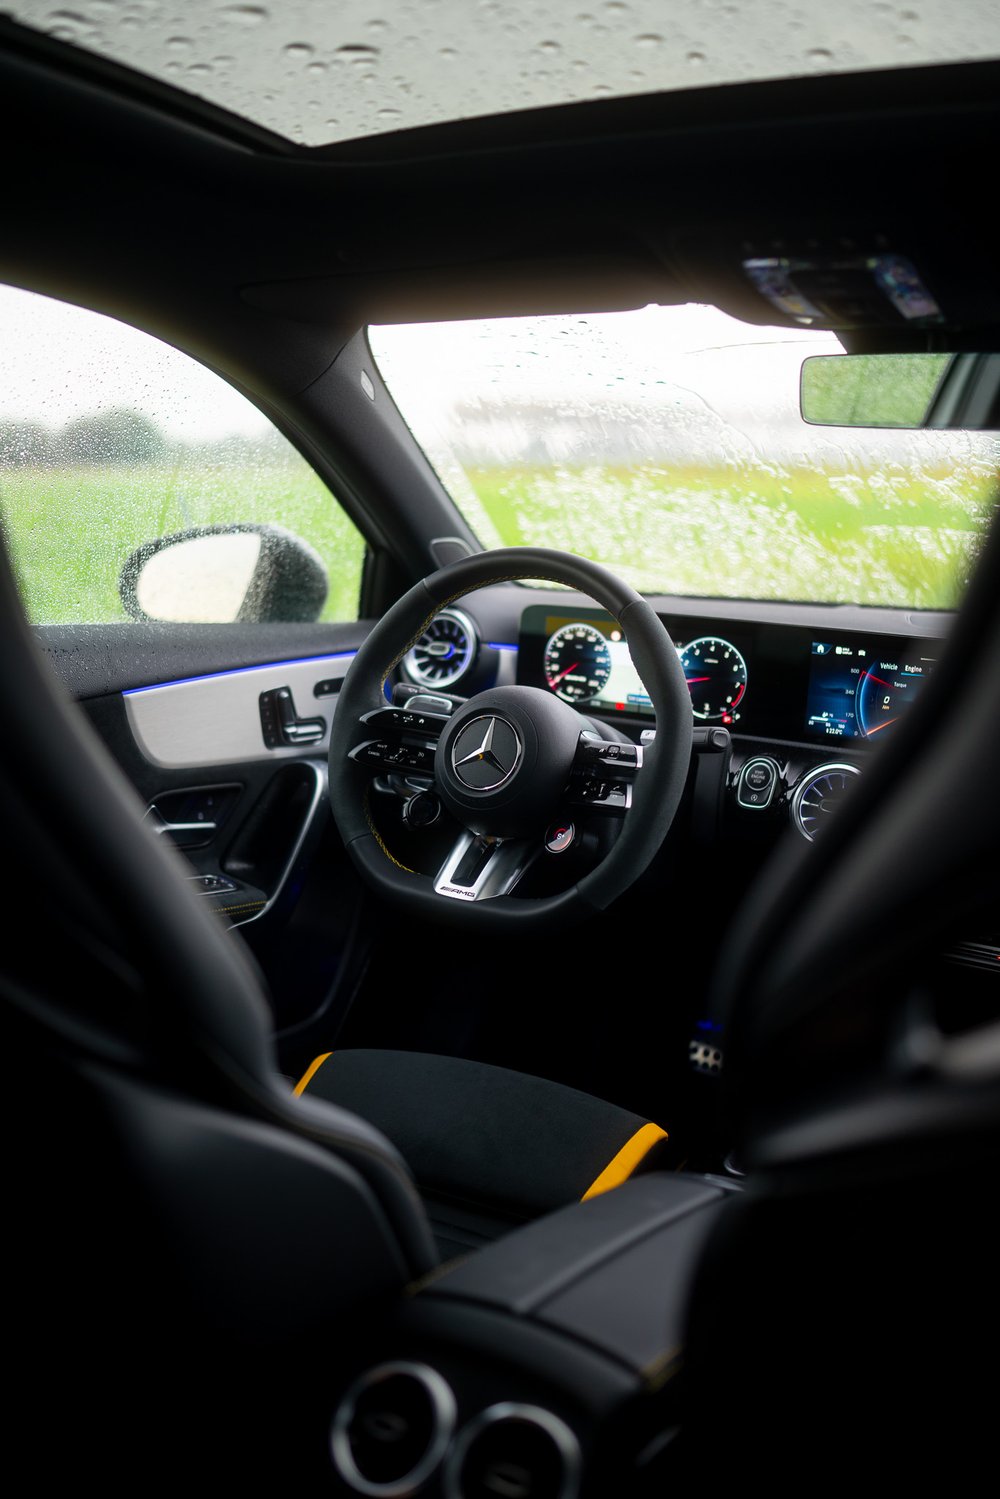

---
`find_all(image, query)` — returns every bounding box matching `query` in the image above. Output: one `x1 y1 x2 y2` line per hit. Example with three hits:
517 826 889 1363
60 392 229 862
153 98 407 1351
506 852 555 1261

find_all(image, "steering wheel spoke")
433 830 539 902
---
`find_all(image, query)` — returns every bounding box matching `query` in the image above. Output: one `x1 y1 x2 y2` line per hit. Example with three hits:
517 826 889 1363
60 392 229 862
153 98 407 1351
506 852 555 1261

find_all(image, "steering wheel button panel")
351 740 436 773
360 706 451 736
570 779 631 811
577 737 643 775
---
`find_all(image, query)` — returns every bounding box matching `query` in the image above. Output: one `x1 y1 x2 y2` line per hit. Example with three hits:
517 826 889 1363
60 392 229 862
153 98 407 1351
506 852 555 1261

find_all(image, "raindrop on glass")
634 33 662 48
45 8 88 28
686 50 706 65
806 47 833 63
335 44 380 64
283 42 314 61
219 6 269 27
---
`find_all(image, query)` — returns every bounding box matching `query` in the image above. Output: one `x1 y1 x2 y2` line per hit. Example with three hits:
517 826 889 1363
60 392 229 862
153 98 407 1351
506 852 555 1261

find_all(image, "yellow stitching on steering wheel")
363 785 416 873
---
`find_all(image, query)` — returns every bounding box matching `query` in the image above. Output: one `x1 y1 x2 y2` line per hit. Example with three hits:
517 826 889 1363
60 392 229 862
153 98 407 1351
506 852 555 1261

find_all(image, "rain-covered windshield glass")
369 305 1000 608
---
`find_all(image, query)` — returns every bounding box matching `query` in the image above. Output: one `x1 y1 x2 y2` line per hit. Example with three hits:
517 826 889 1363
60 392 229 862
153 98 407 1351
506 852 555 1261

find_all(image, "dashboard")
509 598 953 853
516 602 943 747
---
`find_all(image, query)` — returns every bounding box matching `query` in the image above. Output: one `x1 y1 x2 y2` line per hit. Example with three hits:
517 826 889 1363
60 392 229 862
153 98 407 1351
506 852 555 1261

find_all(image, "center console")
328 1174 732 1497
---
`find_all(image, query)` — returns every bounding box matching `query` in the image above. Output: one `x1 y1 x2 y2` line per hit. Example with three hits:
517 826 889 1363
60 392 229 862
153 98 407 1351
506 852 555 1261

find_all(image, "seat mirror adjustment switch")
260 687 326 748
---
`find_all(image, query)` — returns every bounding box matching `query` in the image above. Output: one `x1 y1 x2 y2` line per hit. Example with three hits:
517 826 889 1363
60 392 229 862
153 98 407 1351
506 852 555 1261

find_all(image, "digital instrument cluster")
541 618 652 716
517 604 943 745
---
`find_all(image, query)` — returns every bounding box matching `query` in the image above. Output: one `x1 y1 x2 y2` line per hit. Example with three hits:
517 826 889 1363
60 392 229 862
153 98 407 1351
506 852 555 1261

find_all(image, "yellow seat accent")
581 1122 668 1200
293 1052 333 1097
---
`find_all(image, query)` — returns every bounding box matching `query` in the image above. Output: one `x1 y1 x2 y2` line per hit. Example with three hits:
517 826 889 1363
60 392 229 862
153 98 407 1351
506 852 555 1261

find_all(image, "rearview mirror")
119 524 328 624
800 352 1000 429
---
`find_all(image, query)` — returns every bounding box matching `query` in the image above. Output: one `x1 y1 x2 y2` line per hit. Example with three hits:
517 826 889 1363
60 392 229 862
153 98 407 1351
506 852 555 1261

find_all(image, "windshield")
369 305 1000 608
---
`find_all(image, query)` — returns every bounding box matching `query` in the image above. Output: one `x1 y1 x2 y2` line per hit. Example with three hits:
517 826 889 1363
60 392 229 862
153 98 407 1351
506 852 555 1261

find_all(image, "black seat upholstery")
0 524 679 1488
298 1047 671 1258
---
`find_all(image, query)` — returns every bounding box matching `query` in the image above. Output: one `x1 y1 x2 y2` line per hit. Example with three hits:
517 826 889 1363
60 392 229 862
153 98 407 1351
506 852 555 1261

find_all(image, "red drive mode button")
545 822 576 854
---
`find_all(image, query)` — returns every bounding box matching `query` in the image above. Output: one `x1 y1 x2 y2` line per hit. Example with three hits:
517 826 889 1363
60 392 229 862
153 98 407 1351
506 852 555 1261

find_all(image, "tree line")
0 409 288 468
0 408 167 466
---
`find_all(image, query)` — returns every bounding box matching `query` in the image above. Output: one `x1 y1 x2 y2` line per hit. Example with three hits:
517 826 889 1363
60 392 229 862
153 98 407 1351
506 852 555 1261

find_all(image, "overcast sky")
0 284 269 440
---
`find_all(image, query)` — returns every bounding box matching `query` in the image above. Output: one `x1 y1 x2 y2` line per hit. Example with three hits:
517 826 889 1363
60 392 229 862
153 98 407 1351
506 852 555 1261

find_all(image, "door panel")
44 620 374 1061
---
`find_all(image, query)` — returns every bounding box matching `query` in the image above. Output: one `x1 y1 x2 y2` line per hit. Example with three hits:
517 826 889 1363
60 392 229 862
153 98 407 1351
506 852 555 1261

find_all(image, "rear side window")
0 285 365 624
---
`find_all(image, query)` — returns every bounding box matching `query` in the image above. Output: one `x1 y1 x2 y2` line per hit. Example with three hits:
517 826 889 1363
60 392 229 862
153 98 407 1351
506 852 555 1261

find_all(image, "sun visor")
240 252 681 326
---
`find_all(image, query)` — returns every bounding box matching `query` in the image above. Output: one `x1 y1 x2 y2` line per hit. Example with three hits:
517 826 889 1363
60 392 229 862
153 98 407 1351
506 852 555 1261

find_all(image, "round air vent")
791 762 861 841
444 1403 580 1499
403 608 478 690
330 1362 456 1497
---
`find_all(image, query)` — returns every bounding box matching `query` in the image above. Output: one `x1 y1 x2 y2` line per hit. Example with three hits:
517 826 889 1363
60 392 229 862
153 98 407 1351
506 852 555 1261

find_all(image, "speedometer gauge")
544 622 612 704
678 637 748 723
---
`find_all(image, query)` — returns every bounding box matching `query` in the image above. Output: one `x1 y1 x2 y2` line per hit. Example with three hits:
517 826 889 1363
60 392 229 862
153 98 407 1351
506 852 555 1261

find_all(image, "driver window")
0 284 365 625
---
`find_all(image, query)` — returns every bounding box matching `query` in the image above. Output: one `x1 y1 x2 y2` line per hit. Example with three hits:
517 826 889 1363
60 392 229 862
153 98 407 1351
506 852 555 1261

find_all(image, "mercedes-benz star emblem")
450 715 523 792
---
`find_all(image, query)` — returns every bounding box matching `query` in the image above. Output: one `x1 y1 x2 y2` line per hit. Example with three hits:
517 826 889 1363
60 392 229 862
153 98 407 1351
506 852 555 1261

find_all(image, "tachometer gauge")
678 636 748 723
856 658 929 739
543 622 612 704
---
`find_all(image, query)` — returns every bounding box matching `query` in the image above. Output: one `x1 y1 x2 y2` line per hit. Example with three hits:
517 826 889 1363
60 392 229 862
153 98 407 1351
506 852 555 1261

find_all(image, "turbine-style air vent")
330 1362 456 1496
403 608 477 689
791 762 861 841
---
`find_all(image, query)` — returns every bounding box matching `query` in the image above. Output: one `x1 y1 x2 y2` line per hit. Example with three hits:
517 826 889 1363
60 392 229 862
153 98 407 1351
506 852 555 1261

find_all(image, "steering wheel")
328 548 693 929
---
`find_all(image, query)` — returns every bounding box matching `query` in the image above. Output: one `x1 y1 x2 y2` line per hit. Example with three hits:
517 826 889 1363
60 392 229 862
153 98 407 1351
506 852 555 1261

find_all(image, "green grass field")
462 460 997 609
0 461 366 624
1 455 995 623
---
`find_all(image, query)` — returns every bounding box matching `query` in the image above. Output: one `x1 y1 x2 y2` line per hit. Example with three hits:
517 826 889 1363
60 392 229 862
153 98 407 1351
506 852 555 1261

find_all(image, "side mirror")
119 524 329 624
